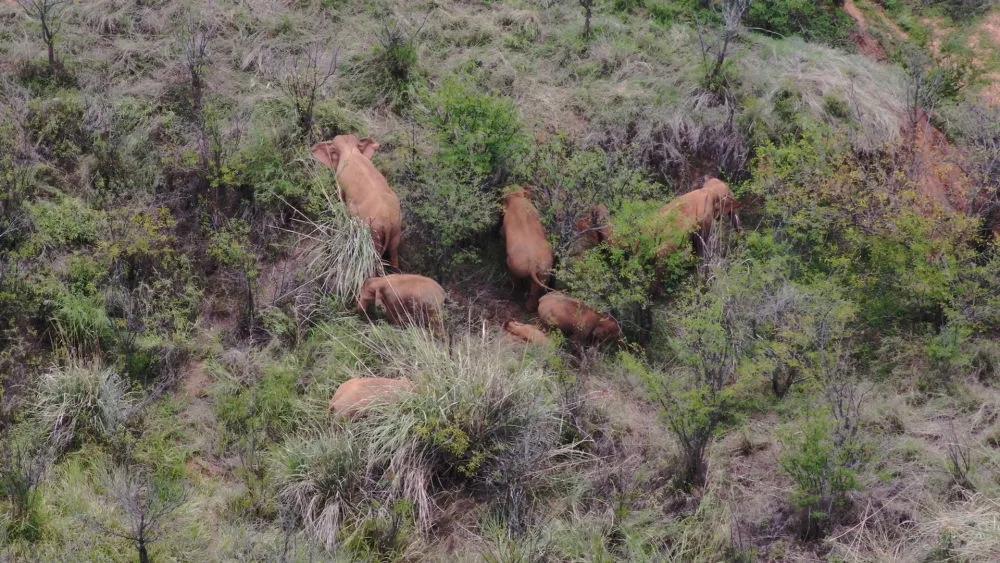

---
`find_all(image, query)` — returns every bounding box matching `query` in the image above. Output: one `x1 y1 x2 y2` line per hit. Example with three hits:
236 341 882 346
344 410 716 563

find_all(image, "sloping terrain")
0 0 998 561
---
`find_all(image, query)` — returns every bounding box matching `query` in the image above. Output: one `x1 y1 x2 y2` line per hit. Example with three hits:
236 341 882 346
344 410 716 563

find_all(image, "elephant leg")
388 229 401 270
526 279 544 312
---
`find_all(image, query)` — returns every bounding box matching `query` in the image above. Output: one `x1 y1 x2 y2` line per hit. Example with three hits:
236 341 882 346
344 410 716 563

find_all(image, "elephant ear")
357 138 381 159
311 142 341 170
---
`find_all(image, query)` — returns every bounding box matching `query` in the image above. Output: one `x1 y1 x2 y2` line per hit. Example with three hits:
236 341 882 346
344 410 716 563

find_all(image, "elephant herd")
312 134 741 417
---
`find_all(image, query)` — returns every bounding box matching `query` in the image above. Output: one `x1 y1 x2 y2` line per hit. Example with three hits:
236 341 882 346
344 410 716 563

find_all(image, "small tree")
696 0 749 97
279 45 339 140
579 0 594 39
208 219 259 335
98 466 185 563
18 0 68 69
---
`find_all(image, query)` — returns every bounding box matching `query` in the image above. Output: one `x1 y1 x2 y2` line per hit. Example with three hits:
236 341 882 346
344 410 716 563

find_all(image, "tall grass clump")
292 183 384 309
35 360 133 448
274 327 577 551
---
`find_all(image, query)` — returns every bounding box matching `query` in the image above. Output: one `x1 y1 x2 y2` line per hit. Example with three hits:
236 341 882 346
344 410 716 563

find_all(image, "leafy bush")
26 91 89 165
349 22 421 110
276 328 575 547
407 77 529 269
35 361 134 448
780 414 860 539
745 0 854 47
425 77 528 184
25 197 105 255
0 439 49 543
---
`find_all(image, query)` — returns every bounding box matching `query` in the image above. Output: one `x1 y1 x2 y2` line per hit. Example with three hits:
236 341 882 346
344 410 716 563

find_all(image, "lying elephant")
503 320 551 345
329 377 414 419
653 177 741 256
538 292 622 345
312 134 402 268
502 188 554 311
357 274 445 333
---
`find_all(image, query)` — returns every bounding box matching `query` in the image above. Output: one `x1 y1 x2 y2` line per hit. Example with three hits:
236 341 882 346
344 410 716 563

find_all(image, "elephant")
503 320 551 345
357 274 446 333
329 377 414 419
311 134 402 269
501 188 554 311
568 204 614 256
537 292 622 345
652 177 741 257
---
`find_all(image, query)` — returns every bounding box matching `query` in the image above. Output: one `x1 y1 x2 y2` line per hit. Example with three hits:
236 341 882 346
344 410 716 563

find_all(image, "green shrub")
26 197 105 254
746 0 854 46
277 328 573 546
26 91 89 165
52 292 112 351
780 415 859 539
35 361 134 448
349 22 421 110
425 77 528 184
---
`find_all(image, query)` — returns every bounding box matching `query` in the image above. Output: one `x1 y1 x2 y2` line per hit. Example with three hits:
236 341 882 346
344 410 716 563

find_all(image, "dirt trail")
844 0 888 60
842 0 971 214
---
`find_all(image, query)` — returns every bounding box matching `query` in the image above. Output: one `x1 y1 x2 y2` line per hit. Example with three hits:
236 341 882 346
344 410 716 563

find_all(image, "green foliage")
407 77 529 267
51 292 112 350
425 77 528 183
350 23 421 110
780 414 859 538
559 200 693 338
0 439 49 544
35 362 133 448
25 197 105 255
26 91 89 164
746 0 854 46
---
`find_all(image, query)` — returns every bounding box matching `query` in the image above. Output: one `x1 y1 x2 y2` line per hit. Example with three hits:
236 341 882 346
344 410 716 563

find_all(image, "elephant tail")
530 270 554 293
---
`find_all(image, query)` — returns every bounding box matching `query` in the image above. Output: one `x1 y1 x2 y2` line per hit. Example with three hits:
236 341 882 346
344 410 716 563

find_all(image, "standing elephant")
357 274 446 333
502 188 554 311
570 204 614 255
538 292 622 345
652 177 741 257
312 134 402 268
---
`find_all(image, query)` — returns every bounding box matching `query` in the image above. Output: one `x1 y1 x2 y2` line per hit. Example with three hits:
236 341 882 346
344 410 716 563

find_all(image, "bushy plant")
780 414 859 539
276 328 575 548
25 196 105 255
35 361 134 448
51 291 112 351
26 91 89 164
349 21 421 110
745 0 854 47
405 77 529 270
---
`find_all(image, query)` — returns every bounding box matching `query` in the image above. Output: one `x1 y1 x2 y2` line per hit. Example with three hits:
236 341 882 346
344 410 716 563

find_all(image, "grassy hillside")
1 0 998 560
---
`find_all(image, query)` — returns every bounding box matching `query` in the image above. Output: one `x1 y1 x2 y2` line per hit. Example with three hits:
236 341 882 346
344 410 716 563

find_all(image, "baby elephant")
503 320 551 346
538 292 622 345
329 377 414 419
358 274 446 333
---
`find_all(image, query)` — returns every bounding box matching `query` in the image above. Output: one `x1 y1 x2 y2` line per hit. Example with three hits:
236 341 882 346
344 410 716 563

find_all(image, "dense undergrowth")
1 0 998 560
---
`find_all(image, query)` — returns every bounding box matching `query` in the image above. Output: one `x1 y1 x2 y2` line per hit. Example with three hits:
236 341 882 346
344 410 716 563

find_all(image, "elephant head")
591 316 623 344
311 134 381 171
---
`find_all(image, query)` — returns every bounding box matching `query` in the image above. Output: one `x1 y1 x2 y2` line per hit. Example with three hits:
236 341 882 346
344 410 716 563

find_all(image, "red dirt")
843 1 973 215
844 0 888 60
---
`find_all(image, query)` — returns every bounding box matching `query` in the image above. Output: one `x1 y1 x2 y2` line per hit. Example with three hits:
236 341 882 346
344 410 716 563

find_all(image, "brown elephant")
357 274 445 333
538 292 622 345
652 177 741 257
570 204 614 255
502 188 554 311
503 320 551 345
312 134 402 268
329 377 414 419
